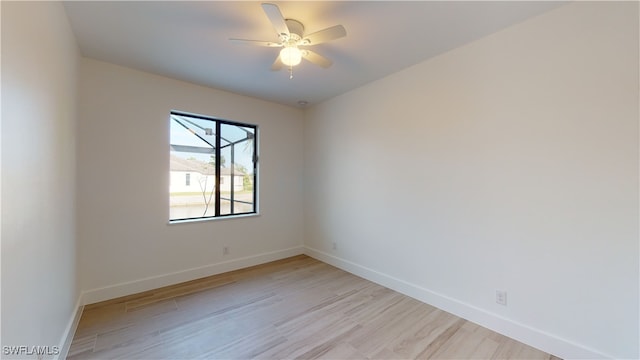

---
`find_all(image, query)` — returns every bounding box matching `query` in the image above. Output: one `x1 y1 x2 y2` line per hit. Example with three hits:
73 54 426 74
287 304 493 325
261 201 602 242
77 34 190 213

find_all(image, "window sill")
167 212 260 225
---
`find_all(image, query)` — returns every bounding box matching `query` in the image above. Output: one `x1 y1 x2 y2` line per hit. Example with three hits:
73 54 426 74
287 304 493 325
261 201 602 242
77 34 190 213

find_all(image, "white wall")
1 1 79 357
77 58 304 301
304 2 638 359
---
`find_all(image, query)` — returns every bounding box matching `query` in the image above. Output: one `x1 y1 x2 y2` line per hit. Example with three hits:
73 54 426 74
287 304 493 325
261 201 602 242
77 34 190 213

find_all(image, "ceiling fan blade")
303 25 346 45
261 3 289 39
302 50 332 68
271 56 283 71
229 38 282 47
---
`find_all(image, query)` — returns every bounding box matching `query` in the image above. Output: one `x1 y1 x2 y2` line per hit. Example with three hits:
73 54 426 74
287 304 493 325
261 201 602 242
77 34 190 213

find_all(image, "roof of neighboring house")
170 154 247 176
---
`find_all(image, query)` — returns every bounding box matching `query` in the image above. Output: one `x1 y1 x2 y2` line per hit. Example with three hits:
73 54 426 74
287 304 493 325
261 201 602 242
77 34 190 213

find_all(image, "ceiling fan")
230 3 347 79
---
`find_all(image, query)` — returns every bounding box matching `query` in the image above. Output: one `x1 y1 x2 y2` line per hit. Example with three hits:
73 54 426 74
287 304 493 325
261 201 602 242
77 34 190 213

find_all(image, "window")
169 111 257 221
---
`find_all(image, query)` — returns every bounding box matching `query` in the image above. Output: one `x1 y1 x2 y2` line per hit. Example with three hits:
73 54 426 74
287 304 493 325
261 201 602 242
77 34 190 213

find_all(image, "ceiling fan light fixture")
230 3 346 75
280 46 302 67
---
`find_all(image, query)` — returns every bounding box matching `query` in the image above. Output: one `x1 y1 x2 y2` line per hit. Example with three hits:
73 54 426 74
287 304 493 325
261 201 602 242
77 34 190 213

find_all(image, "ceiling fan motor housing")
284 19 304 41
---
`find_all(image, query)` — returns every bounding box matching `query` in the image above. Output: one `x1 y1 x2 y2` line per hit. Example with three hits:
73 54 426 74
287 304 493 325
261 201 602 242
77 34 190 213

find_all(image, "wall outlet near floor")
223 246 230 256
496 290 507 306
331 242 337 251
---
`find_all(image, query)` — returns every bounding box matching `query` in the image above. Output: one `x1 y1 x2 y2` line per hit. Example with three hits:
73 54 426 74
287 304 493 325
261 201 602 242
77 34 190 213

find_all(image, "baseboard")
81 246 304 305
303 246 612 360
55 294 83 360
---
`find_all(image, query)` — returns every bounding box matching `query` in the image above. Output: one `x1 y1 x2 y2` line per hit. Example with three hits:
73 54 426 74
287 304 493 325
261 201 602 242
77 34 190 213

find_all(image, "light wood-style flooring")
68 255 560 359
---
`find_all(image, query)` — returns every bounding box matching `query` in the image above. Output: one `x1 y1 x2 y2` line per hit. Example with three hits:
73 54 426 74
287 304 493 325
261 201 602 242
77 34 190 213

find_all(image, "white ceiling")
63 1 565 108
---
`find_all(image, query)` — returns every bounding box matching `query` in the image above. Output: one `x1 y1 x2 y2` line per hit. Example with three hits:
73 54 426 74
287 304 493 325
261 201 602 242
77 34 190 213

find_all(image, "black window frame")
169 110 258 222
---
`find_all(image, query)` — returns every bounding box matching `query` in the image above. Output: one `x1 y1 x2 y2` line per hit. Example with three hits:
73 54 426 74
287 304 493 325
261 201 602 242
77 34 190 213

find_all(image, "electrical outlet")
223 246 230 256
331 242 337 250
496 290 507 306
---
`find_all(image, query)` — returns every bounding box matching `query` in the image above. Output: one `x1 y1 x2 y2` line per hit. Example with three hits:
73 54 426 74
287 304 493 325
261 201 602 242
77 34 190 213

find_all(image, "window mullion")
253 133 258 210
231 143 236 214
214 121 221 216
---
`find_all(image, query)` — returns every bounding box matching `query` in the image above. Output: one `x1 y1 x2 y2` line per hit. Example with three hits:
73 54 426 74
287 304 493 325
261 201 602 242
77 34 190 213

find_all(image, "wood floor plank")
346 297 431 357
68 255 560 360
66 334 96 359
124 276 235 311
306 341 368 360
199 325 287 360
415 318 468 359
388 308 459 358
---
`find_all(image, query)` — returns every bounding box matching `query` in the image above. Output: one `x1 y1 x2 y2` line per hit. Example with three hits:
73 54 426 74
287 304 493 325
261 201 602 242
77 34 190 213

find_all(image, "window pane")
221 123 255 215
169 115 217 221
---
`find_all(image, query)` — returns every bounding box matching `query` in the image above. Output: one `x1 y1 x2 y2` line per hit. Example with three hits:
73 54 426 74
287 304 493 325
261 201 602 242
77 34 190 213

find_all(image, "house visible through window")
169 111 257 221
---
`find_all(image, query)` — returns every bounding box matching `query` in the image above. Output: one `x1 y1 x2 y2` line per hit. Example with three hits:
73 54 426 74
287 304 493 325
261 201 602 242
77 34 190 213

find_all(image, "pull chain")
289 64 294 79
